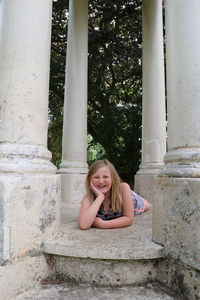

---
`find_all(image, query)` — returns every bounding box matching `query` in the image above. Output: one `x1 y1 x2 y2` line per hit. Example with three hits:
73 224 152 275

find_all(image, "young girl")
78 159 150 230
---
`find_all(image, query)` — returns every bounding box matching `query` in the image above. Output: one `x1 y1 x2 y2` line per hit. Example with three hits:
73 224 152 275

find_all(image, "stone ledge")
43 229 164 261
43 241 164 260
43 208 164 261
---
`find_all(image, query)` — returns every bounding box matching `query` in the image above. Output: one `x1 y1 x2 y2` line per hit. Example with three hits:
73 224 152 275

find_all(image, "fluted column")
0 0 56 174
162 0 200 177
134 0 166 201
58 0 88 204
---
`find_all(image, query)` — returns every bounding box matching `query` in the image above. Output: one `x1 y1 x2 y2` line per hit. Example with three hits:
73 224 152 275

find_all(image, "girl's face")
91 166 112 195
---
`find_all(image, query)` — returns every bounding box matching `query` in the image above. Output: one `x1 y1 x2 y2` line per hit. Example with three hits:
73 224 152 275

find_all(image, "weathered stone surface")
43 223 163 261
43 205 164 286
134 174 158 203
59 173 86 204
53 256 159 286
44 205 164 261
0 174 61 264
12 282 183 300
153 177 200 271
0 255 52 300
156 259 200 300
162 148 200 178
0 173 61 300
0 143 57 174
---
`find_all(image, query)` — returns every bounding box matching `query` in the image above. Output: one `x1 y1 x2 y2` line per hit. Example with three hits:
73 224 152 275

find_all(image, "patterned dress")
97 190 145 220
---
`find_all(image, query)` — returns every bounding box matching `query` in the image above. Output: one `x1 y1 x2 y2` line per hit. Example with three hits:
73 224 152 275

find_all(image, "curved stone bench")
43 207 165 286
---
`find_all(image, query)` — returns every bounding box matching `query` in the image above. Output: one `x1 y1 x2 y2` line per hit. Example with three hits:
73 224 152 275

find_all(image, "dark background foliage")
48 0 142 185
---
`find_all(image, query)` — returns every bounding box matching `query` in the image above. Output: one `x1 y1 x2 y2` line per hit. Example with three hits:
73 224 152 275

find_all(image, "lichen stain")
43 188 48 196
18 247 41 259
23 185 30 190
39 213 55 233
45 255 54 269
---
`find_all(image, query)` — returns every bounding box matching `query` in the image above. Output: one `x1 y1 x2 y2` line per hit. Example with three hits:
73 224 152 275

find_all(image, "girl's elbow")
79 225 89 230
127 215 133 226
78 223 90 230
78 219 91 230
129 219 133 226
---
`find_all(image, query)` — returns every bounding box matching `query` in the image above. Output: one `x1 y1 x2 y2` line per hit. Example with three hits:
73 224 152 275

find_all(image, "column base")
0 143 57 174
136 162 164 175
152 177 200 271
162 148 200 177
58 160 88 174
134 162 164 203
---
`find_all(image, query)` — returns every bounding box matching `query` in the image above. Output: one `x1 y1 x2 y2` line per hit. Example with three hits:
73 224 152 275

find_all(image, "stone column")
134 0 166 202
153 0 200 291
0 0 60 278
58 0 88 205
0 0 56 174
162 1 200 178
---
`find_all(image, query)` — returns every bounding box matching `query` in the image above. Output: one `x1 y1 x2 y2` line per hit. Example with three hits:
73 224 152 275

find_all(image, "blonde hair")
86 159 123 212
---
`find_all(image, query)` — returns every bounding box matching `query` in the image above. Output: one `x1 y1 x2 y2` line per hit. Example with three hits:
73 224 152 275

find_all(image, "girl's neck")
102 195 111 211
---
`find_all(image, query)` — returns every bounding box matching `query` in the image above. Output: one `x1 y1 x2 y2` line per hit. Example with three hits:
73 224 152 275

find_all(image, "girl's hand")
93 217 105 228
90 182 104 200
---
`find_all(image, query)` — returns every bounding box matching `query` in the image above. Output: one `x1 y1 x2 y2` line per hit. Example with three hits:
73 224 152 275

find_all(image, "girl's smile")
91 167 112 195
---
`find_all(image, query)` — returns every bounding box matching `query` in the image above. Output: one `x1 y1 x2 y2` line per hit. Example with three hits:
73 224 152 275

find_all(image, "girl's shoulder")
82 193 95 204
120 182 131 190
80 194 93 209
82 193 92 202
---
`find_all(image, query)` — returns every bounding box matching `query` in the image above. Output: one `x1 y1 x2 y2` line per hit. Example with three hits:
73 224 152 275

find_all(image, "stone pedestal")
134 174 157 204
152 1 200 298
135 0 166 201
60 174 87 205
152 177 200 271
0 1 61 298
58 0 88 204
0 174 60 265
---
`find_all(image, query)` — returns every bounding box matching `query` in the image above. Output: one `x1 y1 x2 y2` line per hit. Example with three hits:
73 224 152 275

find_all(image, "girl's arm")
93 183 134 229
78 184 104 230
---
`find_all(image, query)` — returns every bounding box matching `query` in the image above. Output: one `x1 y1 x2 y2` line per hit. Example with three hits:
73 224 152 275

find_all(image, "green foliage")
87 135 106 167
87 0 142 185
48 0 142 186
48 0 68 168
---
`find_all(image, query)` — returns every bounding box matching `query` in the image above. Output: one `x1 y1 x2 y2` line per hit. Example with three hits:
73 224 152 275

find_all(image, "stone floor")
13 281 183 300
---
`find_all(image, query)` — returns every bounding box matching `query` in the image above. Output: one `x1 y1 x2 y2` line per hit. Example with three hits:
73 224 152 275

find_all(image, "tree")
87 0 142 184
48 0 143 185
48 0 68 167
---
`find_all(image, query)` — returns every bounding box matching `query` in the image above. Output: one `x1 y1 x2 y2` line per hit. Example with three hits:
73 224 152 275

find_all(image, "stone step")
12 281 183 300
43 207 165 286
